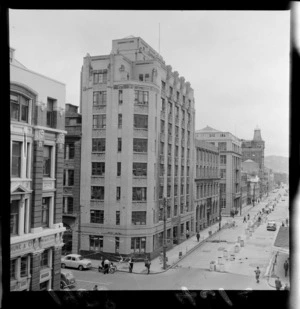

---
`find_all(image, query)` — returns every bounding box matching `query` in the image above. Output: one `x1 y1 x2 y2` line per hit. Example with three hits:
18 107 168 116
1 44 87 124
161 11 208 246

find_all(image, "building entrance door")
173 226 178 244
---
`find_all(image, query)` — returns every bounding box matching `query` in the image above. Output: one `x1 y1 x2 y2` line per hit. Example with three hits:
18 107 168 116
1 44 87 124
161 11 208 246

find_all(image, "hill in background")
264 155 288 174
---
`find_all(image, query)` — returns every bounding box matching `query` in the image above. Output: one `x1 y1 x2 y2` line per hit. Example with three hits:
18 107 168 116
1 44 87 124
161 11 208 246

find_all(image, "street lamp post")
163 197 167 270
252 183 256 207
219 193 222 231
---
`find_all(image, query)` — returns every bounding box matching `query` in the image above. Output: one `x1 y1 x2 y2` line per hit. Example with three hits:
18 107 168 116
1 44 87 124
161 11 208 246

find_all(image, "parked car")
61 269 76 289
61 254 92 271
267 221 277 231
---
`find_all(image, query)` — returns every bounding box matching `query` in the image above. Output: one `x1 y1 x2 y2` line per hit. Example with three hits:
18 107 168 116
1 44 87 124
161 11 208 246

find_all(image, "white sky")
9 10 290 157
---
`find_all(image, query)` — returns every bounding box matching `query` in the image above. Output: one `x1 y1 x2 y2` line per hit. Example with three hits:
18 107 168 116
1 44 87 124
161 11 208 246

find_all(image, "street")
65 188 288 291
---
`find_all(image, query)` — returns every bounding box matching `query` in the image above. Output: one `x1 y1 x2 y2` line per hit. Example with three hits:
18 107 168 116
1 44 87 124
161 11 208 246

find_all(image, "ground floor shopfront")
10 230 65 291
79 215 195 261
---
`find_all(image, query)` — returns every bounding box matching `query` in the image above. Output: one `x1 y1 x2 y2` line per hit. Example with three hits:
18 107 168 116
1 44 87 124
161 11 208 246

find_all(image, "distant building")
194 140 220 231
62 104 82 255
10 48 66 291
79 36 195 259
241 159 259 176
195 126 242 216
241 171 249 208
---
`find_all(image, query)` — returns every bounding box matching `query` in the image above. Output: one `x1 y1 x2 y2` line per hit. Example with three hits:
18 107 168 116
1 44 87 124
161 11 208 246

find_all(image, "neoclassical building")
194 140 220 231
10 48 66 291
79 36 195 259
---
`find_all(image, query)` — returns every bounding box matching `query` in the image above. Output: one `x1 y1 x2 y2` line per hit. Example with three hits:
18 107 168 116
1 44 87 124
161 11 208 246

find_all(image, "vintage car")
61 254 92 271
61 269 76 289
267 221 277 231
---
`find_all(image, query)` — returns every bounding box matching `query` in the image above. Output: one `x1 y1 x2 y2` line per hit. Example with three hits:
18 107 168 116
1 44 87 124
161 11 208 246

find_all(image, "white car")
61 254 92 271
267 221 277 231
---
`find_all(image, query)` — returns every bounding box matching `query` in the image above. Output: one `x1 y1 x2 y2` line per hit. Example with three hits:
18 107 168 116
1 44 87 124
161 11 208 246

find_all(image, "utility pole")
78 205 81 254
163 197 167 270
219 192 222 231
252 183 256 207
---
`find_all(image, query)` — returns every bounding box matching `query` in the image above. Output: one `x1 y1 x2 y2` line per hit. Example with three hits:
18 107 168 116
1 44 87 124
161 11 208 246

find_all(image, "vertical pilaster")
30 251 42 291
52 246 62 291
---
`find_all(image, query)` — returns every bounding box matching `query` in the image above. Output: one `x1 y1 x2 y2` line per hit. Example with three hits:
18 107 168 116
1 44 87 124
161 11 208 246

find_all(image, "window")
43 146 51 177
159 186 163 199
218 142 227 151
220 155 227 164
93 115 106 128
117 162 121 176
168 144 172 156
134 90 149 105
10 200 19 236
161 81 166 92
167 185 171 197
89 235 103 251
174 204 178 216
63 197 73 214
161 98 166 110
93 70 107 84
134 115 148 129
133 138 147 153
12 141 21 177
42 197 50 228
174 185 178 196
92 138 105 152
133 163 147 176
10 259 17 280
118 114 122 128
167 206 171 218
169 87 173 97
115 237 120 253
139 74 144 81
118 138 122 152
11 93 30 123
116 187 121 200
181 184 184 195
90 210 104 224
145 73 150 82
65 143 75 159
93 91 107 106
91 186 105 200
63 169 74 186
176 91 180 102
160 142 164 155
221 197 226 209
220 169 226 179
161 120 165 133
131 237 146 253
116 211 120 225
40 249 50 268
132 187 147 201
132 211 146 225
20 256 28 278
118 90 123 104
220 183 226 194
47 98 56 128
168 102 172 115
92 162 105 176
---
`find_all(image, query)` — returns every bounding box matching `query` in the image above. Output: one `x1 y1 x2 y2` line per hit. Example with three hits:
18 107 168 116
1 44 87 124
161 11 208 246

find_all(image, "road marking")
76 279 112 285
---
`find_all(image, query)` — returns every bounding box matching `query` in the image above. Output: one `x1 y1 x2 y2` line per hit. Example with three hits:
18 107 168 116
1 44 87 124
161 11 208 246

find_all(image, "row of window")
160 142 191 157
195 167 219 179
161 82 192 108
161 98 191 121
91 186 147 201
92 114 148 129
196 149 219 164
159 184 190 198
90 210 146 225
195 183 219 199
159 164 190 177
91 162 147 177
11 93 57 128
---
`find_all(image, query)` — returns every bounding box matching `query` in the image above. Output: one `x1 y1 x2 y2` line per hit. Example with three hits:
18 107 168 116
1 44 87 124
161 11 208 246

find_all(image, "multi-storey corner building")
194 140 220 231
62 104 82 255
10 48 66 290
195 126 242 216
79 36 195 259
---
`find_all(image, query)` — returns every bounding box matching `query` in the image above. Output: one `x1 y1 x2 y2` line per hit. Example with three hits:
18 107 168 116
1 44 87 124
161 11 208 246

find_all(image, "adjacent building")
195 126 242 216
194 140 220 231
62 104 82 255
10 48 66 290
79 36 195 259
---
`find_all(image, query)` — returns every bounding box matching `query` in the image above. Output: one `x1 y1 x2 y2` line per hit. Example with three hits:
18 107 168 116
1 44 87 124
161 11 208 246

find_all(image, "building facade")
62 104 82 255
194 140 220 232
79 37 195 259
195 126 242 216
241 171 249 209
10 48 66 291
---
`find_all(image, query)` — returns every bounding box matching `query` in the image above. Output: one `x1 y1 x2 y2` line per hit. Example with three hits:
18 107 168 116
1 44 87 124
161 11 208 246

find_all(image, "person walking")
284 259 289 277
196 232 200 242
186 230 190 239
129 258 134 273
275 277 282 290
145 258 151 274
104 259 110 274
93 285 98 291
247 214 250 220
243 216 247 223
254 267 261 283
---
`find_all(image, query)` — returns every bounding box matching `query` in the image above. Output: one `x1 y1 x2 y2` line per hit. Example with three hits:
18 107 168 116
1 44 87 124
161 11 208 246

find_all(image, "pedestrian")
247 214 250 220
186 229 190 239
243 216 247 223
93 285 98 291
129 258 134 273
275 277 282 290
145 258 151 274
196 232 200 242
286 218 289 226
254 267 261 283
282 221 285 227
101 258 105 269
104 258 110 274
284 259 289 277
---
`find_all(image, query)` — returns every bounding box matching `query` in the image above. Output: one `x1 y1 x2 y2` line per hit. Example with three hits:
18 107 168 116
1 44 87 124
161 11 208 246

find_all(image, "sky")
9 10 290 157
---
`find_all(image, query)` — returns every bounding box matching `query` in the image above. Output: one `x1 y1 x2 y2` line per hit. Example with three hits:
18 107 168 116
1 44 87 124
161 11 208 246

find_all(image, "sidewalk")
88 199 269 275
